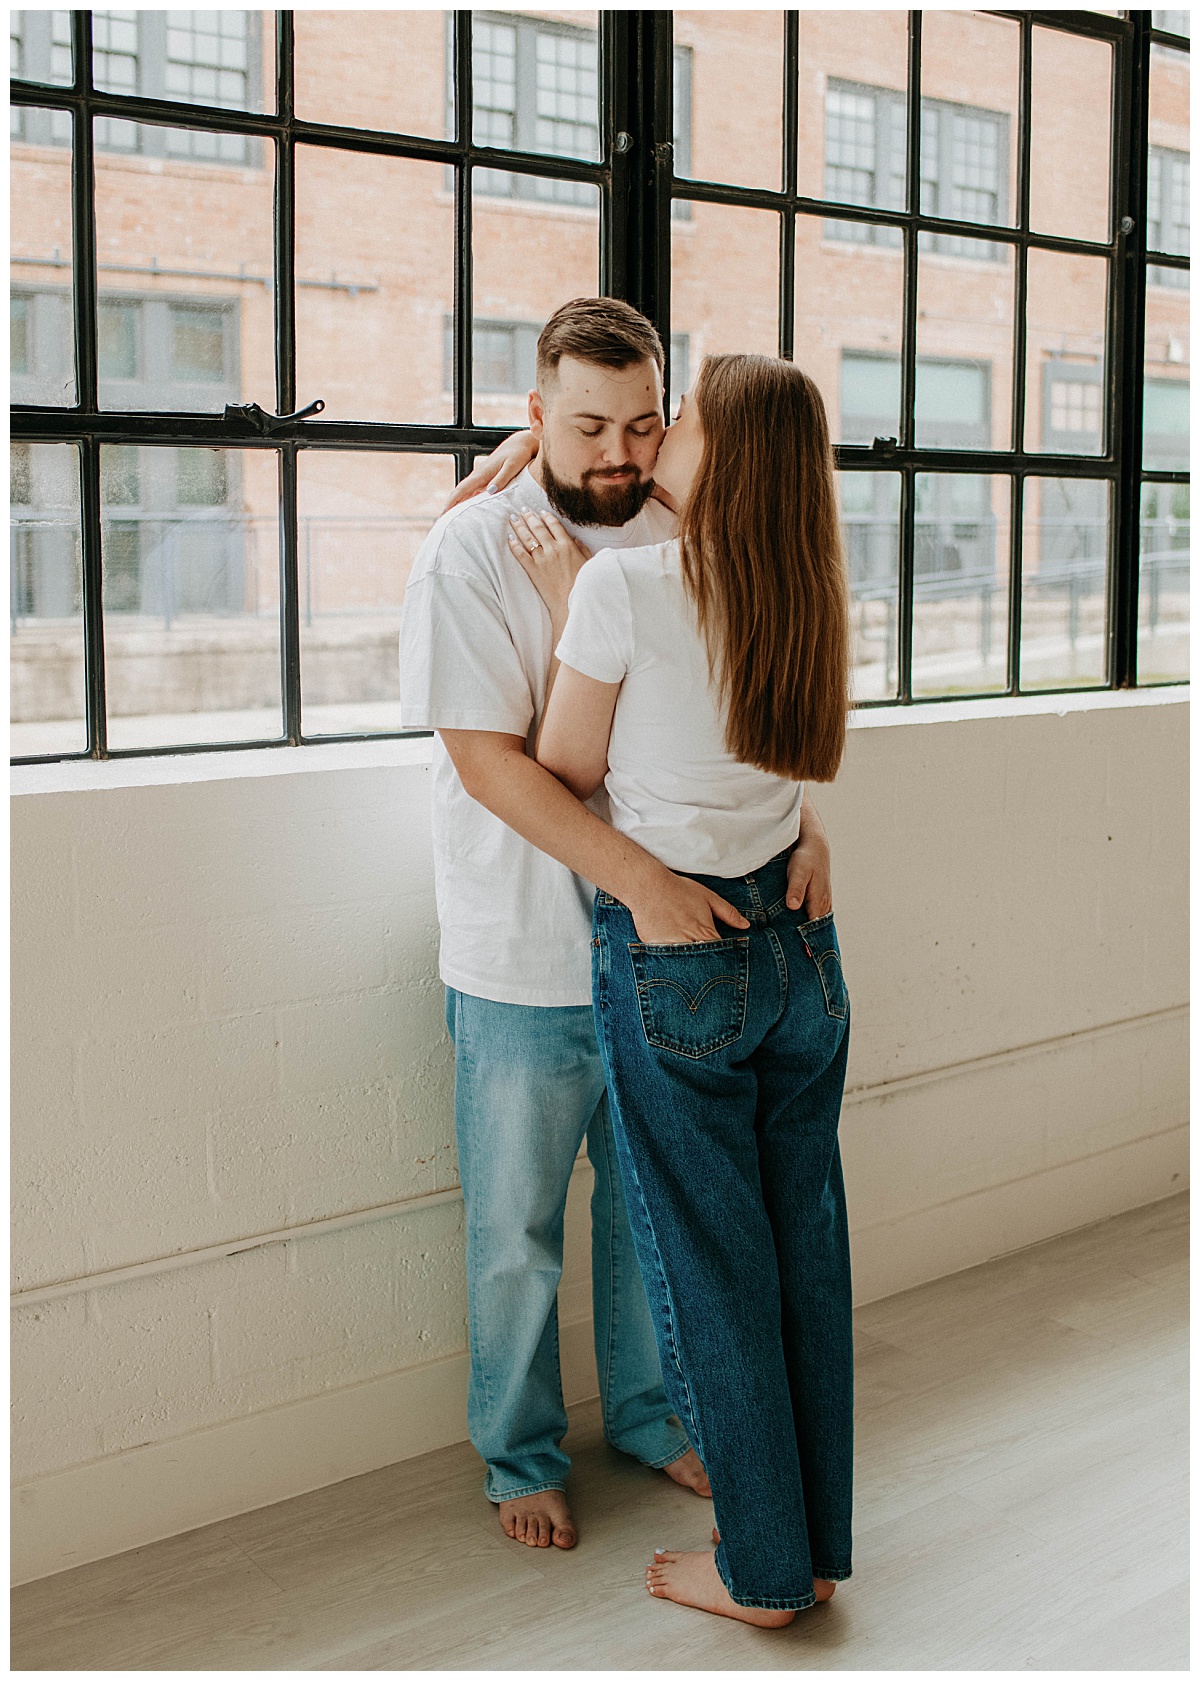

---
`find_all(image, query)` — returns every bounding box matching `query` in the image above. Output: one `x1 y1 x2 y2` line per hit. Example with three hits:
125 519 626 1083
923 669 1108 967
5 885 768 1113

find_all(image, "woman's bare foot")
709 1529 837 1601
499 1490 577 1549
645 1549 796 1627
663 1448 712 1497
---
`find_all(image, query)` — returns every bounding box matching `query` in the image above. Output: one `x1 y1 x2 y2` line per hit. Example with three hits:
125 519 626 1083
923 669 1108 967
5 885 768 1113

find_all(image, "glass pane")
797 11 908 210
839 471 899 702
298 453 457 736
1152 12 1190 39
296 150 453 426
916 246 1014 451
472 170 600 428
10 442 86 757
471 11 600 164
1020 478 1109 690
11 106 75 405
920 13 1019 230
673 204 780 382
674 11 784 191
1148 42 1189 286
1030 27 1112 244
912 473 1010 697
101 446 282 750
92 11 276 114
93 123 275 412
10 10 74 87
1143 368 1190 472
1138 482 1189 683
796 214 905 445
296 10 444 135
1025 250 1108 456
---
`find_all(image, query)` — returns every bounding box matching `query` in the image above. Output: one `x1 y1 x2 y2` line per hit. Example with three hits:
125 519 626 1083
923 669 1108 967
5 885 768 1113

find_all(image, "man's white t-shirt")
555 539 804 877
398 467 678 1007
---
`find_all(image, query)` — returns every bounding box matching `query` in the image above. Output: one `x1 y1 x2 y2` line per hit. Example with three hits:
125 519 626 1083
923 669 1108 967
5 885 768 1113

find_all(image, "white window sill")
9 685 1187 797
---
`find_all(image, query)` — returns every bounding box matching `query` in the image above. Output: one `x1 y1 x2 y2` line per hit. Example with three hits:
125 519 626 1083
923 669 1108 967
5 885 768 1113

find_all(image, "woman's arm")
443 430 539 511
536 664 619 802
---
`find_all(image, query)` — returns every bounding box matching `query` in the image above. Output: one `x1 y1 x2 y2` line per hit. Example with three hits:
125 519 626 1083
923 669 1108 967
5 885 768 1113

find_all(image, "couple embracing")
398 297 853 1627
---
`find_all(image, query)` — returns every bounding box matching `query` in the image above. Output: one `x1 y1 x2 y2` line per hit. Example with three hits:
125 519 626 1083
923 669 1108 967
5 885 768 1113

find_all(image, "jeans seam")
593 1100 620 1443
627 1162 706 1466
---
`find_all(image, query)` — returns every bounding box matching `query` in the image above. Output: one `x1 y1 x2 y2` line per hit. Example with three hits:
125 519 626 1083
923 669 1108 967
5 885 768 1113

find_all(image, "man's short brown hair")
536 296 664 388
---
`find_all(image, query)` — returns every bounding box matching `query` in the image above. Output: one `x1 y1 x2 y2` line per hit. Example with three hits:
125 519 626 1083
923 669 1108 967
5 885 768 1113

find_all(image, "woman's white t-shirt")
554 538 804 877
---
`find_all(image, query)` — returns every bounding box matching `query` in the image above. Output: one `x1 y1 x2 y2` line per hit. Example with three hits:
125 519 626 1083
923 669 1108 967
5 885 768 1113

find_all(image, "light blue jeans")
446 988 691 1502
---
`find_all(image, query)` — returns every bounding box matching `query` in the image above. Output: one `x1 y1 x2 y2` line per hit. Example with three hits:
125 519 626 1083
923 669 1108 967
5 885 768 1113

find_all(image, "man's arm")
439 729 750 945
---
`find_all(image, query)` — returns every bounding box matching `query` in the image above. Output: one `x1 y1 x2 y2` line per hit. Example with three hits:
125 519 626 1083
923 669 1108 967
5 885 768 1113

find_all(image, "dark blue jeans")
592 849 853 1610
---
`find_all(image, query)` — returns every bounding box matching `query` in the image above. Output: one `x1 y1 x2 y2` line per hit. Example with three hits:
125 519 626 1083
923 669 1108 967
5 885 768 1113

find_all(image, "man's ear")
527 387 545 439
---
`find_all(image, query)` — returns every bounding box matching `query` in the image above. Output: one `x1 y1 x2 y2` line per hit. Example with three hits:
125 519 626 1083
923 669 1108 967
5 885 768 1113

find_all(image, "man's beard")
540 452 656 528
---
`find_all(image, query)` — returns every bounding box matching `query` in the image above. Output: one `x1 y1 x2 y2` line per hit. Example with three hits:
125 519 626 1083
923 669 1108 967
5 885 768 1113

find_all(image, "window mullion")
453 11 473 436
274 12 301 742
1111 11 1152 689
897 11 922 702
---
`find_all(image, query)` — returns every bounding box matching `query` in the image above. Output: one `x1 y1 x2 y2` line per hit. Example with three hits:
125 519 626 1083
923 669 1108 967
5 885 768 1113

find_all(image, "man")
398 298 833 1551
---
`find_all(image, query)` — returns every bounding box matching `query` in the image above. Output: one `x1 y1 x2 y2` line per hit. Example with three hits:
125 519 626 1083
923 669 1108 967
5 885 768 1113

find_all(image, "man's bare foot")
663 1448 712 1498
499 1490 577 1549
709 1529 837 1601
645 1549 796 1627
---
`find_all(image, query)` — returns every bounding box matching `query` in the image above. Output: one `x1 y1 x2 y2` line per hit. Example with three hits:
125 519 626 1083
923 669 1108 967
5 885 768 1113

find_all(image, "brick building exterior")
10 10 1189 752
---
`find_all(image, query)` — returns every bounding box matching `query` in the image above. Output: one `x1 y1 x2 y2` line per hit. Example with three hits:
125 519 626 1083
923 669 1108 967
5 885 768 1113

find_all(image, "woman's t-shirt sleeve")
555 548 635 685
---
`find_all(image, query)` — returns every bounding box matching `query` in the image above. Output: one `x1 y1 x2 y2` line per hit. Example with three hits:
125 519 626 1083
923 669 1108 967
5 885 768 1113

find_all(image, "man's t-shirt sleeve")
399 565 534 735
555 549 634 685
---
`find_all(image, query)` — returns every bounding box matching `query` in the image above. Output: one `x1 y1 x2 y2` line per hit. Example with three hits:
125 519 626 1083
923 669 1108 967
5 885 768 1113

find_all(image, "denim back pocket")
628 937 750 1059
797 913 848 1020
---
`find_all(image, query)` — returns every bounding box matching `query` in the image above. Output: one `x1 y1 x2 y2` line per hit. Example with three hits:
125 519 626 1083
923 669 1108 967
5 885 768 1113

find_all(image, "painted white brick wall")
10 694 1189 1517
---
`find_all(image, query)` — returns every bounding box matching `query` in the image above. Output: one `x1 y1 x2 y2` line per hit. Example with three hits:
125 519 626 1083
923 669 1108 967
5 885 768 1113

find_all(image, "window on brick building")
8 288 243 620
1042 361 1104 454
824 80 1008 259
1143 377 1190 470
1147 146 1189 287
823 80 905 245
464 12 600 208
10 11 73 142
839 351 994 585
442 317 541 396
11 296 30 377
840 351 991 451
10 290 74 403
88 10 265 161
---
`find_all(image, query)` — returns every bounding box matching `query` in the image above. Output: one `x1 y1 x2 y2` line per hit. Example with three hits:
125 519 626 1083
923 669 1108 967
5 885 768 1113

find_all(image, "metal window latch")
1119 215 1135 235
872 435 899 456
614 130 634 154
223 398 325 434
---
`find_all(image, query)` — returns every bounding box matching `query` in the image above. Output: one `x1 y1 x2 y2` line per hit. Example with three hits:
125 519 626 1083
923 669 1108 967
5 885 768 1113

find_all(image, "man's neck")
528 456 545 489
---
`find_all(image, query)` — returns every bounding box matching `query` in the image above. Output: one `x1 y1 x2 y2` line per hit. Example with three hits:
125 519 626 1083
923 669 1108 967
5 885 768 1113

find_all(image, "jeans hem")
812 1564 853 1581
643 1441 695 1472
714 1549 817 1611
487 1480 567 1504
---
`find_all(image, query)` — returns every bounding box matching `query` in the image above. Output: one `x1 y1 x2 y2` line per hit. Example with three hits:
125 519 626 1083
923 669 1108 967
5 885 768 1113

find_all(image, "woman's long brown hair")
678 354 850 782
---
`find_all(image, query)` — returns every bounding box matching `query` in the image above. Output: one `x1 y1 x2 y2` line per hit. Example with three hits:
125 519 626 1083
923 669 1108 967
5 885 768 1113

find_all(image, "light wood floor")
12 1192 1188 1671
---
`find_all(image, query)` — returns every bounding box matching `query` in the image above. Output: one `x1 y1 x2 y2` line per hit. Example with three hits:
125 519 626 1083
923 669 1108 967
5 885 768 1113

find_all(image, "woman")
507 354 854 1627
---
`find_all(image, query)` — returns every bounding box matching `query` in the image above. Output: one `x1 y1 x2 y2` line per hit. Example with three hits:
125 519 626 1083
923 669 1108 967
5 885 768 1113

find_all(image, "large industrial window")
10 11 1190 761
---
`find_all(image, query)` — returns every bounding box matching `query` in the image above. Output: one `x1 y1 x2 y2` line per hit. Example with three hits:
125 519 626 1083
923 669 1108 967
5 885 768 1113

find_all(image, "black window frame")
9 10 1189 764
